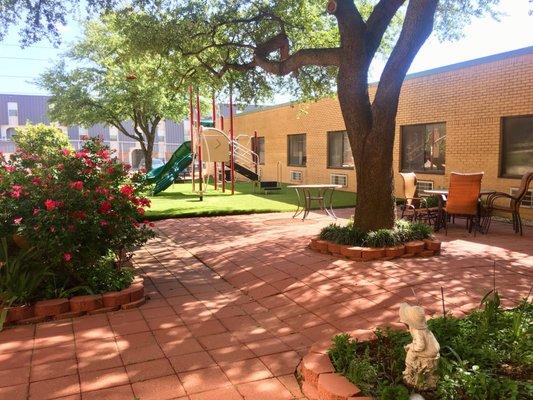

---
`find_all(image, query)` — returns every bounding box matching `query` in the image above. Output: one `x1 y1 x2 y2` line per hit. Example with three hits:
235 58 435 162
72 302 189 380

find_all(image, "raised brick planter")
298 333 377 400
309 237 441 262
2 279 146 327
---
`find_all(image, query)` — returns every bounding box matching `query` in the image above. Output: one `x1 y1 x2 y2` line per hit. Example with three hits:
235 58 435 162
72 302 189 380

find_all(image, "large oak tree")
4 0 501 230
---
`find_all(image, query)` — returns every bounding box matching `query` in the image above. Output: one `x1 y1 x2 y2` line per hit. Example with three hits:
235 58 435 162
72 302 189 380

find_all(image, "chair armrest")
487 192 514 207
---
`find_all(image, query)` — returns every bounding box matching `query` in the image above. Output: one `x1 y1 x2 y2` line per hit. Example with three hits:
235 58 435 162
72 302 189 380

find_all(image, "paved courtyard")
0 210 531 400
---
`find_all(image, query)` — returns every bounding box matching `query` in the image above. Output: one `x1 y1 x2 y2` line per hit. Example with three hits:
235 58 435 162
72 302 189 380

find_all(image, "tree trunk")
143 146 153 171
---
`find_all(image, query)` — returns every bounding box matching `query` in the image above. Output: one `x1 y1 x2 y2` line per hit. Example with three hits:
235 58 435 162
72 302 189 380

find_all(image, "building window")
157 120 166 142
401 123 446 173
328 131 354 169
109 126 118 141
252 136 265 165
5 127 16 140
7 102 18 125
501 115 533 178
287 134 306 166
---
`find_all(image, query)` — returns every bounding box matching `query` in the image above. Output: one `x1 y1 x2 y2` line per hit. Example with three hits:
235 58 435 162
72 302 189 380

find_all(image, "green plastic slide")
145 141 193 195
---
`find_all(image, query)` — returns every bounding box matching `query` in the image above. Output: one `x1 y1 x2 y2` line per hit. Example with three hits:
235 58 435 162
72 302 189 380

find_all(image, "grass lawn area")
145 181 356 219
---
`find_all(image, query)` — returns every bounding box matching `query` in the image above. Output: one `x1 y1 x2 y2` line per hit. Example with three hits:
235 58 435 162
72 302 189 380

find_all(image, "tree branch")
366 0 406 56
372 0 438 116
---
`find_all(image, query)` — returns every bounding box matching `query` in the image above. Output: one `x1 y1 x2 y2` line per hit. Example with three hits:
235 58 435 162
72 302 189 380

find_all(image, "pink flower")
32 177 42 185
63 253 72 262
61 148 71 156
98 201 112 214
72 210 86 220
33 208 40 216
120 185 134 197
5 165 15 173
136 207 145 215
99 220 109 227
97 149 110 159
10 185 23 198
13 217 23 225
69 181 84 190
44 199 60 211
107 166 115 174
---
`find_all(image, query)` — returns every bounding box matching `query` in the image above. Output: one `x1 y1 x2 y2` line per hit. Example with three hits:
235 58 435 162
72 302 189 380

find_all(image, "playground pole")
189 86 195 192
220 116 226 193
196 91 203 196
253 130 258 175
212 94 218 190
229 87 235 195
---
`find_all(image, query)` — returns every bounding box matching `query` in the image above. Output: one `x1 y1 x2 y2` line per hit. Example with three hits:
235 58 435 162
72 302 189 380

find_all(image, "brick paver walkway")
1 210 531 400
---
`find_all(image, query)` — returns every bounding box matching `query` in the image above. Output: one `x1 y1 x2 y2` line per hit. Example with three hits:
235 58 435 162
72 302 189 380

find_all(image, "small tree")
13 124 72 158
37 13 199 171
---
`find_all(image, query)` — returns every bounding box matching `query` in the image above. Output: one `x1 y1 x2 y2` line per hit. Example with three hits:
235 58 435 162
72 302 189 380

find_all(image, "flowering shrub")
0 138 154 299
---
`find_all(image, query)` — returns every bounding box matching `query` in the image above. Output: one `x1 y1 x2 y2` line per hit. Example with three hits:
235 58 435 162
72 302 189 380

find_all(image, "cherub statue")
399 303 440 391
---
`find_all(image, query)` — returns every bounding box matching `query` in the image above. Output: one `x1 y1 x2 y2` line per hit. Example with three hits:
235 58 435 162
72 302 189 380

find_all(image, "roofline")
0 92 50 97
238 45 533 117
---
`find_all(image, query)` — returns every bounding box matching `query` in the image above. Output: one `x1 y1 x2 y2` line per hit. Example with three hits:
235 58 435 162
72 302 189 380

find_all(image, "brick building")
234 46 533 218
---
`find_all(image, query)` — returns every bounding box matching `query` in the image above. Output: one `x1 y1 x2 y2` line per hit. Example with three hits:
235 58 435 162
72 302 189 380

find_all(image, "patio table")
288 184 342 220
423 189 496 231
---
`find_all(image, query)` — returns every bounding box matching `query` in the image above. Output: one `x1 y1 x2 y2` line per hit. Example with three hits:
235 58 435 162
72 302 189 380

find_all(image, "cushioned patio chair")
483 171 532 235
442 172 484 235
399 172 439 225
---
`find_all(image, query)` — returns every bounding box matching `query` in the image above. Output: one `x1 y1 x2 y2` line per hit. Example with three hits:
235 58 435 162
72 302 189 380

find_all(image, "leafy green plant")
408 221 433 241
330 290 533 399
0 238 48 306
365 229 399 247
77 253 134 293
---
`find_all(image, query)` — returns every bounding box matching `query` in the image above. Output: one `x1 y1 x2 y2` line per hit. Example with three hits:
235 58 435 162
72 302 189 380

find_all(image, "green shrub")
379 385 410 400
365 229 399 247
13 123 72 159
318 220 432 247
78 253 134 293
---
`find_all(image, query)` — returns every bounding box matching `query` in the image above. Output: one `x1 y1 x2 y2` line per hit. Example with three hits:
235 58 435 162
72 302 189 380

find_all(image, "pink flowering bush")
0 138 154 299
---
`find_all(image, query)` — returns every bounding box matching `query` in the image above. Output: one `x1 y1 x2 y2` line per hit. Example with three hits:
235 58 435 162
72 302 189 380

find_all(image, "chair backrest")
400 172 419 206
513 172 533 204
446 172 484 215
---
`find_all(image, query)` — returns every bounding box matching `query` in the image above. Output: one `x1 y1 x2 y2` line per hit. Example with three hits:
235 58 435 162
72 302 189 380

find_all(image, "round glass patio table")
287 184 342 220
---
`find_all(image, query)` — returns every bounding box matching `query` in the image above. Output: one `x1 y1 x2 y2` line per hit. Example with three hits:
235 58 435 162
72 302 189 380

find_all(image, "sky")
0 0 532 103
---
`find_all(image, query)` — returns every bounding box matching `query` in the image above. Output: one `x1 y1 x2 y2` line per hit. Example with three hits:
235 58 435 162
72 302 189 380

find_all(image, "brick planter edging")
3 277 146 326
309 237 441 261
298 332 378 400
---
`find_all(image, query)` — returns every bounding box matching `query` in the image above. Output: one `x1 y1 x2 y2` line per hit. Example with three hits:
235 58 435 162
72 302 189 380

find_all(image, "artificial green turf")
145 181 356 220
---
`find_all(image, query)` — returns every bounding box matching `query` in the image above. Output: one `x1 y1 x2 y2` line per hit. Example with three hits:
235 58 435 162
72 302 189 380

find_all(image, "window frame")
327 130 354 170
399 122 446 175
499 114 533 179
287 133 307 167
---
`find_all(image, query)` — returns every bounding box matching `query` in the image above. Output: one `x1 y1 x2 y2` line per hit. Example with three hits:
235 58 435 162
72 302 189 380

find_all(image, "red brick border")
2 277 146 326
309 237 441 261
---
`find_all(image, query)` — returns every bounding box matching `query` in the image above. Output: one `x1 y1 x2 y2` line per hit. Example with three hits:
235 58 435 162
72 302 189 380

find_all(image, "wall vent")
290 170 303 182
330 173 348 187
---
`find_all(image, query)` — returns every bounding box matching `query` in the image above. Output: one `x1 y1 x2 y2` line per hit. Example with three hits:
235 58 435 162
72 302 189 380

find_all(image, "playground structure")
146 87 281 198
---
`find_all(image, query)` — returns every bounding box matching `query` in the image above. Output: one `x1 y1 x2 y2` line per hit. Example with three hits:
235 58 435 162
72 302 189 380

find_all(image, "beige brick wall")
234 51 533 218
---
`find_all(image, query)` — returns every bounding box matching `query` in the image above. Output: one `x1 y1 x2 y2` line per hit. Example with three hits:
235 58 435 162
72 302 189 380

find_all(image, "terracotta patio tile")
119 343 165 365
189 386 243 400
30 359 77 382
111 319 150 336
197 332 241 350
32 343 76 365
81 384 134 400
245 337 290 357
77 350 123 372
169 351 214 373
79 366 129 392
132 375 186 400
0 336 34 353
259 350 301 376
178 366 231 394
208 345 255 363
140 306 176 320
125 358 174 383
219 358 273 385
115 331 157 350
236 378 293 400
0 366 29 388
160 338 203 357
29 374 80 400
0 350 32 371
0 383 28 400
153 326 192 344
277 374 305 398
146 315 184 331
186 320 227 337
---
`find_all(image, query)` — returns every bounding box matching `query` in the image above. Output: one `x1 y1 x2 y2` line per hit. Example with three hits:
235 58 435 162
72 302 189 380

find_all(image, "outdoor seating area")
399 171 533 236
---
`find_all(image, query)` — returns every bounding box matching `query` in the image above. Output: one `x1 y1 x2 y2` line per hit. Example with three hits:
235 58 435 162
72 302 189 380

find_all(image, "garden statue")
399 303 440 391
